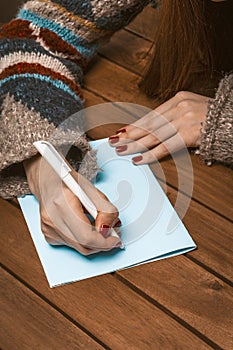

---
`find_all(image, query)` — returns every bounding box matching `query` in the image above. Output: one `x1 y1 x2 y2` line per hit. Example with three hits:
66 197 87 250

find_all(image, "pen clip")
33 141 71 179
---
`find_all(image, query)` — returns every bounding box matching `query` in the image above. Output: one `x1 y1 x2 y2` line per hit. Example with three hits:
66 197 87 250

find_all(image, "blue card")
18 139 196 287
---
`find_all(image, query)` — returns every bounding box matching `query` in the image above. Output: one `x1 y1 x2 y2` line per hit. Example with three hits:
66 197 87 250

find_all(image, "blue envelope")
18 138 196 287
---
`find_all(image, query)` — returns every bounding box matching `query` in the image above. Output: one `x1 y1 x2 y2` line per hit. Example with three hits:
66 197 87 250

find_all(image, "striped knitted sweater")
0 0 232 199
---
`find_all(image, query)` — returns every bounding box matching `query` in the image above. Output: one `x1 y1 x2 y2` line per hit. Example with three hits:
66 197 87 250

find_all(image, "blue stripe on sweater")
0 74 82 103
17 9 97 58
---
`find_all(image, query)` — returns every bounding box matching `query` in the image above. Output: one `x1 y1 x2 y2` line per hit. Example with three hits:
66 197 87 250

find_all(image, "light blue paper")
18 139 196 287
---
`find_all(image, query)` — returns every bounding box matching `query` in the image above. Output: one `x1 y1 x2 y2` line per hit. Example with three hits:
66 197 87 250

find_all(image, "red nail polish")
100 224 110 238
116 145 127 152
116 128 126 134
109 136 119 144
132 155 143 163
114 219 122 227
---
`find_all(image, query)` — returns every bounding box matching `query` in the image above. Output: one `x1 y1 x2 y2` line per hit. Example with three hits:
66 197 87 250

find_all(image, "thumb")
95 210 120 238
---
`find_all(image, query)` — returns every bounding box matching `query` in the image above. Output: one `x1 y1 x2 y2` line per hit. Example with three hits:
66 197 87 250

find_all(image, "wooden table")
1 7 233 350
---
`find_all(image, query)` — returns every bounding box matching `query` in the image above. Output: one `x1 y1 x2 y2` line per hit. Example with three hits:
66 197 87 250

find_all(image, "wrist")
23 154 42 196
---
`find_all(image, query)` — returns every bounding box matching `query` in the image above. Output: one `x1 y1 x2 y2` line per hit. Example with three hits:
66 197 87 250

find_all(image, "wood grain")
0 199 211 350
117 255 233 350
126 6 158 41
0 268 103 350
168 187 233 282
99 29 152 75
1 6 232 350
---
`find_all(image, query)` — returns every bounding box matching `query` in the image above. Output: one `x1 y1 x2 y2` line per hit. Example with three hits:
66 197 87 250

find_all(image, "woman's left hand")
109 91 211 164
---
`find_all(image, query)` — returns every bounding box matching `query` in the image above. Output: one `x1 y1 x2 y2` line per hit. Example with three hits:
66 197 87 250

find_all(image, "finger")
43 222 98 255
40 207 69 244
73 173 119 222
41 220 96 254
109 107 177 147
74 230 122 251
116 134 158 155
96 213 121 238
43 212 122 253
100 219 121 238
132 133 186 165
110 110 172 146
109 92 209 148
51 180 121 254
116 118 179 156
44 233 66 245
61 184 122 252
109 125 148 147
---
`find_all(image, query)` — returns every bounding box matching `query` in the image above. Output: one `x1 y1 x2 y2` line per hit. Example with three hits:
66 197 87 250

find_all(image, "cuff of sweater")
0 148 98 199
0 176 30 199
199 73 233 165
0 94 98 198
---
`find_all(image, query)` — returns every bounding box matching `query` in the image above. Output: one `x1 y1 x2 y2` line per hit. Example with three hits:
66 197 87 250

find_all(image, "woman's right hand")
23 154 122 255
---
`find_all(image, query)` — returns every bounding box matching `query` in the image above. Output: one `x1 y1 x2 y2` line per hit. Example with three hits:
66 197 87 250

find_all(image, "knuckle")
184 111 195 119
175 91 188 100
177 100 190 109
53 195 63 209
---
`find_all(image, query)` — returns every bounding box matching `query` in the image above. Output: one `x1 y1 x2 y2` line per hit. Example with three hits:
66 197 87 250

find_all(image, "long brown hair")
140 0 232 101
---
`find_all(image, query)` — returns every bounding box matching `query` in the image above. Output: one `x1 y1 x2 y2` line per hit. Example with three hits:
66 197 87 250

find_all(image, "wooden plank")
0 199 211 350
85 56 154 106
84 57 233 220
149 154 233 222
99 29 152 75
117 255 233 350
168 187 233 282
126 6 158 41
0 268 103 350
83 89 151 139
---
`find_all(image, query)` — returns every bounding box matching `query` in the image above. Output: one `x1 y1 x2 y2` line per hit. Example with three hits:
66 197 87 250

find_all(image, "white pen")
33 140 124 248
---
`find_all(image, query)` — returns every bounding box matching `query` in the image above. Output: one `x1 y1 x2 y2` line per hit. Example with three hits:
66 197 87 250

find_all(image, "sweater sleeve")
0 0 154 199
199 73 233 166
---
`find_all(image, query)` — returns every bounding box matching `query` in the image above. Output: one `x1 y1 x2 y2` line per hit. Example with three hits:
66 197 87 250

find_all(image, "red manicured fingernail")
100 224 110 238
109 136 119 144
116 145 127 153
132 155 143 163
114 219 122 227
116 128 126 134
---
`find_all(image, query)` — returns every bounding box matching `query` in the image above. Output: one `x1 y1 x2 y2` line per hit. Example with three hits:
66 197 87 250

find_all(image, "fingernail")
100 224 110 238
116 128 126 134
109 136 119 144
116 145 127 153
132 155 143 163
115 240 123 248
114 219 122 227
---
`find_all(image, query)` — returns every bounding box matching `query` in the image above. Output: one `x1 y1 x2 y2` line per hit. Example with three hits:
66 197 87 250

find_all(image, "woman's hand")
109 91 211 164
24 154 122 255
